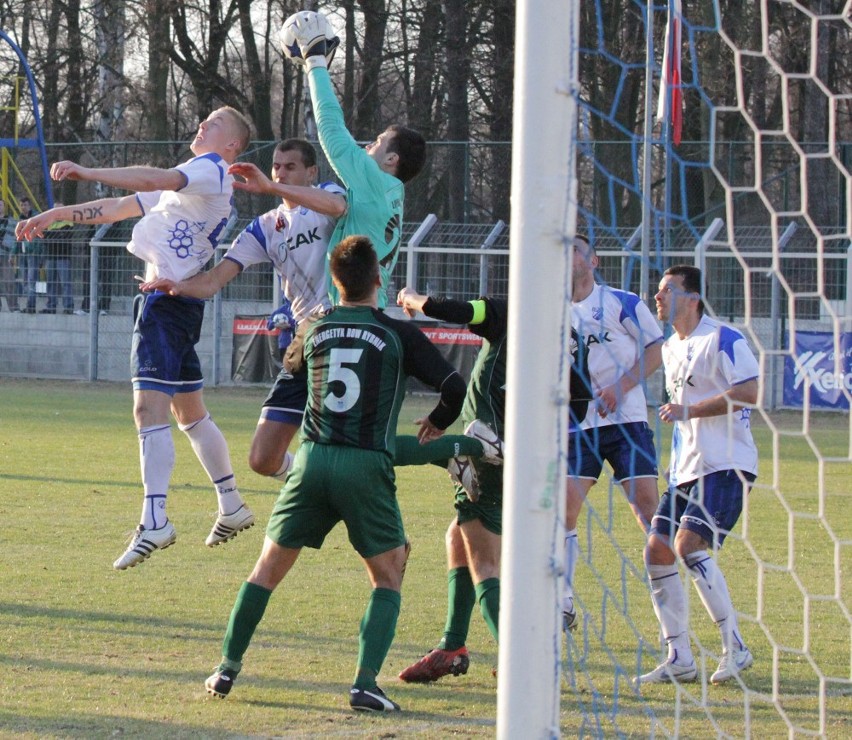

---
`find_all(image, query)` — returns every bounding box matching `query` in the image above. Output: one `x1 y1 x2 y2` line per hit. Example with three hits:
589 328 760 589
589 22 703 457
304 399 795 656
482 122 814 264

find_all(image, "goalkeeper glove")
292 11 340 66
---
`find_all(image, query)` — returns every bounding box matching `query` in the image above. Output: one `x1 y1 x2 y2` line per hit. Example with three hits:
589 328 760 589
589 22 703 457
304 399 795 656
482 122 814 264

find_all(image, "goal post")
497 0 580 736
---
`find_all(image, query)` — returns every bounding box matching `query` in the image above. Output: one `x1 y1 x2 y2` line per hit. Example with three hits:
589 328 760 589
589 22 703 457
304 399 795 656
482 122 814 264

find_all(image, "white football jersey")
663 314 759 484
222 182 344 323
572 283 663 428
128 153 234 282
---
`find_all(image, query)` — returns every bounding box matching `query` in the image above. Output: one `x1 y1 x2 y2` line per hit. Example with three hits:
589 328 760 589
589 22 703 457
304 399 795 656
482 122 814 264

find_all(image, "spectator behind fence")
17 197 43 314
0 200 18 312
41 202 75 314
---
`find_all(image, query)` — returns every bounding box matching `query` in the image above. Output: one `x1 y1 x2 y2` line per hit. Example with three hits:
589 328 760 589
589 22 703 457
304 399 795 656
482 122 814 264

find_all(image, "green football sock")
354 587 401 689
394 434 484 467
438 567 476 651
475 577 501 644
221 581 273 667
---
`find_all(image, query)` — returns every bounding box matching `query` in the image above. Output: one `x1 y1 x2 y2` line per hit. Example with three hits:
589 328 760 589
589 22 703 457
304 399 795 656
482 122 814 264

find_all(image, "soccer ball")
279 10 334 62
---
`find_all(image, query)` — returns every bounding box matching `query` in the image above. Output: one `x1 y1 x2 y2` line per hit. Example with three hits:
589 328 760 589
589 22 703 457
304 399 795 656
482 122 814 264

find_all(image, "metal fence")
0 217 848 409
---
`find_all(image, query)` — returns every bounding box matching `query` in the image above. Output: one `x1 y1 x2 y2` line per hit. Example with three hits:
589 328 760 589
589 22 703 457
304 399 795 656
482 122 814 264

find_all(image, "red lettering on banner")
233 318 277 336
421 327 483 346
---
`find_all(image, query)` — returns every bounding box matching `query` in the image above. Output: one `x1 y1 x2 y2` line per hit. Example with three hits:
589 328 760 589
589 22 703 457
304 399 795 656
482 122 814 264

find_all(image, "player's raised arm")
230 162 346 218
51 160 184 193
228 162 276 195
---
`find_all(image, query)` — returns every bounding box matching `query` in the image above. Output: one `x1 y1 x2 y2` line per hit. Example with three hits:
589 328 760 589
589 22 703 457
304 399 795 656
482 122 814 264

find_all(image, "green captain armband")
469 299 487 325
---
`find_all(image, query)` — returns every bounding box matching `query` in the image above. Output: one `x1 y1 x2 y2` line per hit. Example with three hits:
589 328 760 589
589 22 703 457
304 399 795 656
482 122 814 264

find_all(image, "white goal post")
498 0 579 736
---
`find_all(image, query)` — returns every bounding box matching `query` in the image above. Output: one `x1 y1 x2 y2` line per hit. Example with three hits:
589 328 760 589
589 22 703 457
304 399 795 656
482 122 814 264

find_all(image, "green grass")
0 379 850 737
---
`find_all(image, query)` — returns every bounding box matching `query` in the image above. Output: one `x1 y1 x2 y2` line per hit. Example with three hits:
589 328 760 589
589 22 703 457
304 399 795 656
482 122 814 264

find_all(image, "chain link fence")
1 216 847 409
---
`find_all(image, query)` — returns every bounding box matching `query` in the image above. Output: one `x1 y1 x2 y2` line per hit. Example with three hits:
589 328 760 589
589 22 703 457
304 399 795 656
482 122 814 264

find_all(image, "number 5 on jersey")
325 348 363 413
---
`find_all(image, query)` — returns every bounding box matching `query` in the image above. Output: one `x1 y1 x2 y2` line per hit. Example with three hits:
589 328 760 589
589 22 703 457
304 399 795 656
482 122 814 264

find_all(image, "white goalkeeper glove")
289 11 340 68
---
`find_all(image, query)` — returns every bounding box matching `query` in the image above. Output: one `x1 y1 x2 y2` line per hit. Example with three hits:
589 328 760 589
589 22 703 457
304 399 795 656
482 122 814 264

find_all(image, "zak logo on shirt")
286 227 321 251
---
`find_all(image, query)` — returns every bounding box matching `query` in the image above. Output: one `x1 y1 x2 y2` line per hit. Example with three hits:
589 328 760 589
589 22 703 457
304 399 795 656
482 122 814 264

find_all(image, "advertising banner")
231 317 482 387
783 330 852 410
231 315 282 383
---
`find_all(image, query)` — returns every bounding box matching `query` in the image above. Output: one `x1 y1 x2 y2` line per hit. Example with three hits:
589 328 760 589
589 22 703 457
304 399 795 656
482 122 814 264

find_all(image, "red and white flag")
657 0 683 146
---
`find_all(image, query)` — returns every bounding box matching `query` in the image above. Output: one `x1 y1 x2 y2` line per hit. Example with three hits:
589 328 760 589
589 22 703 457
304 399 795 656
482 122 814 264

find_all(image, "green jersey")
301 305 465 456
460 298 508 436
418 296 508 437
309 67 405 308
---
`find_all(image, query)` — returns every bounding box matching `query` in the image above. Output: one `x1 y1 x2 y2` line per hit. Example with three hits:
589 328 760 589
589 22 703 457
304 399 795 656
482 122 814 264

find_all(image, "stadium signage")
783 330 852 409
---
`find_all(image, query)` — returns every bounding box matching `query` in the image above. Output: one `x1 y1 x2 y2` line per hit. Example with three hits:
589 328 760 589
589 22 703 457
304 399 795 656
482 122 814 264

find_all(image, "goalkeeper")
269 10 426 309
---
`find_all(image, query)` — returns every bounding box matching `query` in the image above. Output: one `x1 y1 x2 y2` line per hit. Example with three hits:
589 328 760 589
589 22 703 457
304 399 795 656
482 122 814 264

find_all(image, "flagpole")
640 0 655 302
663 0 673 264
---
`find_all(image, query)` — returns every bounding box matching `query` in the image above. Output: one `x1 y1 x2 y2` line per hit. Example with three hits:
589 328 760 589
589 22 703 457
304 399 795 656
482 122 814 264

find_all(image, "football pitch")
0 378 850 738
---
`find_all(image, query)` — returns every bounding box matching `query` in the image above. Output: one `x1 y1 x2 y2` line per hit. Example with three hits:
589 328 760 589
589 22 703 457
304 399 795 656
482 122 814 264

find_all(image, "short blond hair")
218 106 252 154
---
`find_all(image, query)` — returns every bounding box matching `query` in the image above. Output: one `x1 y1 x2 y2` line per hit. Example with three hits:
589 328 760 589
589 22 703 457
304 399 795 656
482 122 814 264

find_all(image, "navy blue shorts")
260 368 308 425
131 292 205 395
650 469 756 548
567 422 658 482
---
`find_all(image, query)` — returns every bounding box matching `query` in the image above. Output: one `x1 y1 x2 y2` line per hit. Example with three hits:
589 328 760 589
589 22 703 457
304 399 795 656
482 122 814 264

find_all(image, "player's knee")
248 449 278 476
644 534 675 567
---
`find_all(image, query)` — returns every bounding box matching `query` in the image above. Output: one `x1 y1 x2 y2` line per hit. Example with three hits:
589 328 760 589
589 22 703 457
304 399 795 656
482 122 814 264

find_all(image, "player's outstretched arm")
16 196 140 241
397 287 430 318
230 163 347 218
228 162 276 195
52 160 184 193
139 259 242 299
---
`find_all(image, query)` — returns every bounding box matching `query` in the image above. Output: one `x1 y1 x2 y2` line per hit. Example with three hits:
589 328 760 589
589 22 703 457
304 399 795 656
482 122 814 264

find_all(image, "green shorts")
454 460 503 536
266 441 406 558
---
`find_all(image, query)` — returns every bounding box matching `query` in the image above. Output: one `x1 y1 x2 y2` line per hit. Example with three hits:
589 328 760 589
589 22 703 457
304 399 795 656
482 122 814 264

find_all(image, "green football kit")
310 66 404 308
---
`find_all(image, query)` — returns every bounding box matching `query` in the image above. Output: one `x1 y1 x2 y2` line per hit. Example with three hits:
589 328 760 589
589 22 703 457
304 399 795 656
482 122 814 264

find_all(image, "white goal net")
501 0 852 737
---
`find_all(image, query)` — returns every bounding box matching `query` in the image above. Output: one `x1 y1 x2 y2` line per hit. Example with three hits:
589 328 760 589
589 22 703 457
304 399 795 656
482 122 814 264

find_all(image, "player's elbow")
731 379 759 407
328 197 348 218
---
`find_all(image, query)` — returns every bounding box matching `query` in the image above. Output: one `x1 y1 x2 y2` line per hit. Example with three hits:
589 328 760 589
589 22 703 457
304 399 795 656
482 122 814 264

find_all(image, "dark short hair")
385 125 426 183
664 264 705 314
330 235 379 302
275 138 317 168
573 231 595 256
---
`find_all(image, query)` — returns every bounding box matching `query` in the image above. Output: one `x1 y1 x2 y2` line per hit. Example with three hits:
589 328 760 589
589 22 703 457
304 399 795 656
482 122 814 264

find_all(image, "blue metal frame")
0 28 54 208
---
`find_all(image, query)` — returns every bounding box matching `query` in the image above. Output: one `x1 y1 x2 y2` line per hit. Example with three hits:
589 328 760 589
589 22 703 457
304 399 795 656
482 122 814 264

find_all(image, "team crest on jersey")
275 214 289 232
168 218 206 259
592 306 603 321
686 343 694 361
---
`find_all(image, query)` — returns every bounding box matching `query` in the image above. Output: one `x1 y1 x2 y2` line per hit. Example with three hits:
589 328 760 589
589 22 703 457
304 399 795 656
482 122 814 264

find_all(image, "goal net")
501 0 851 736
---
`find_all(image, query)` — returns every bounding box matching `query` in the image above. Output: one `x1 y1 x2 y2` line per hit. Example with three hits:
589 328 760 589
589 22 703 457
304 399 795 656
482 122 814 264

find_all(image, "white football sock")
647 562 693 664
139 424 174 529
563 528 579 612
685 550 745 654
271 451 294 481
179 413 243 514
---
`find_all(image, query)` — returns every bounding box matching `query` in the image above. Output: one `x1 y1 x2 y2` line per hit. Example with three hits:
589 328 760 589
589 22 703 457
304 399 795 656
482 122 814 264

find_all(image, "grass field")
0 378 850 738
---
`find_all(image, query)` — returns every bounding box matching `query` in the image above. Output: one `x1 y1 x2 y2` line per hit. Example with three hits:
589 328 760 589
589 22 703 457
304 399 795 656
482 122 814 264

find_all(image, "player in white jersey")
16 107 255 569
562 235 663 631
141 139 347 484
635 264 759 687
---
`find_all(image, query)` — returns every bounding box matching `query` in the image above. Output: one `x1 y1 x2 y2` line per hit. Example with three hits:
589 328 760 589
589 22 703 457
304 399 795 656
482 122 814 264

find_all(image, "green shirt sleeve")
309 66 405 309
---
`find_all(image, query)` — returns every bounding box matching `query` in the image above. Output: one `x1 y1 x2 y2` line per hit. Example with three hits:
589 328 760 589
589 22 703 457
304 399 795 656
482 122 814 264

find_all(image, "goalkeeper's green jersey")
301 305 464 457
309 66 405 308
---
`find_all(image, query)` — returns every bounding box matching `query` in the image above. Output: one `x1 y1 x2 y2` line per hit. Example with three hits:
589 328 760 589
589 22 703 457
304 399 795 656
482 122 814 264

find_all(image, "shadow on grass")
0 472 274 497
0 709 243 740
0 601 498 664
